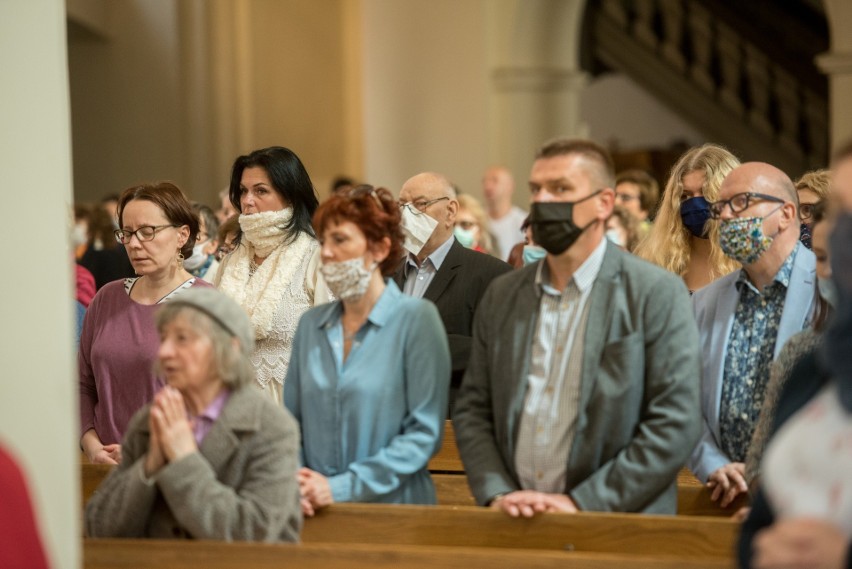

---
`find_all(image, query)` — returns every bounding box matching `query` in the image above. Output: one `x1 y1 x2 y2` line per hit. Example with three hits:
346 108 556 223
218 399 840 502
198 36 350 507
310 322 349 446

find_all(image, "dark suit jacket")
393 238 512 388
453 242 701 513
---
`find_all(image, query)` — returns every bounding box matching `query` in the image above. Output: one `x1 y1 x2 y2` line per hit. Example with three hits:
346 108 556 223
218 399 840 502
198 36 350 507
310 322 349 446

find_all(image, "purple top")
191 389 232 445
78 278 212 445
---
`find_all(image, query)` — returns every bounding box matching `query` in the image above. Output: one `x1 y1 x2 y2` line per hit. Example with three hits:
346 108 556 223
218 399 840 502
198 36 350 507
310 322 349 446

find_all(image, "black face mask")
530 190 601 255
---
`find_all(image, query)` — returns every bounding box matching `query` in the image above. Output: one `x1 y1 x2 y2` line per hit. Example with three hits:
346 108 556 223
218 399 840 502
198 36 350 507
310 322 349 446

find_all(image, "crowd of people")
74 137 851 569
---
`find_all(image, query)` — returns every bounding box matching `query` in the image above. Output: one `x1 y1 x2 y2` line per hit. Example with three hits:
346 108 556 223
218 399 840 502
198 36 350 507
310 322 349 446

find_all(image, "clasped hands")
491 490 577 517
298 467 333 517
144 386 199 477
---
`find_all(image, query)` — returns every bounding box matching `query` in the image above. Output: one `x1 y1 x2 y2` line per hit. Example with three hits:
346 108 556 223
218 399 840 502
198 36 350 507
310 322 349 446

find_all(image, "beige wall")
1 0 79 567
361 0 491 196
68 0 360 207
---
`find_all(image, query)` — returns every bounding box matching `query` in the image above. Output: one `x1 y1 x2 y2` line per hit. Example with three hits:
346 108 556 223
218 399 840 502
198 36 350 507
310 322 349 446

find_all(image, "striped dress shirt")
515 238 607 494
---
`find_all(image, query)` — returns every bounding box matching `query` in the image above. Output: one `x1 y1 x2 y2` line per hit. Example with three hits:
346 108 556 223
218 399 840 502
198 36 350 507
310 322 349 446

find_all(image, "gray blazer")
688 245 817 481
454 242 701 514
85 387 302 542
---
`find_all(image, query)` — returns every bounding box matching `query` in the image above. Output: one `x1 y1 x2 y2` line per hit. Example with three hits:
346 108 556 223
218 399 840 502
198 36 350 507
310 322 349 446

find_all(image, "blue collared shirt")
719 243 799 462
283 280 450 504
402 235 455 298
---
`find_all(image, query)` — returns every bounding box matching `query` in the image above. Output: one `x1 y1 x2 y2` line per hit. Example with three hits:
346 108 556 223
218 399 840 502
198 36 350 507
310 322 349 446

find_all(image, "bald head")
720 162 798 207
482 166 514 205
400 171 459 261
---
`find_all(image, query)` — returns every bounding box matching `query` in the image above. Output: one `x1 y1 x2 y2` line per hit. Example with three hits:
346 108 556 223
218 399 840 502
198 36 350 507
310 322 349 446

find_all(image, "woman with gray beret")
85 288 302 542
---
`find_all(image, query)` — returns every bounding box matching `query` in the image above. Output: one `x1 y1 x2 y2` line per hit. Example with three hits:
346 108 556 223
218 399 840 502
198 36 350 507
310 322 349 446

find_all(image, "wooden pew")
427 420 463 472
81 463 747 516
84 539 733 569
302 503 737 559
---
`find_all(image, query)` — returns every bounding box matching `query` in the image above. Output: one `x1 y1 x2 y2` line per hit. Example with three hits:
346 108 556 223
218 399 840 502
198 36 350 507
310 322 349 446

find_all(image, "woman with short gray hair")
85 288 301 542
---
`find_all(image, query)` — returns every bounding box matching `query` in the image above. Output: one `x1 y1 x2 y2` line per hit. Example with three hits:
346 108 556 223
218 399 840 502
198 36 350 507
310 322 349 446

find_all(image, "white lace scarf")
217 209 314 340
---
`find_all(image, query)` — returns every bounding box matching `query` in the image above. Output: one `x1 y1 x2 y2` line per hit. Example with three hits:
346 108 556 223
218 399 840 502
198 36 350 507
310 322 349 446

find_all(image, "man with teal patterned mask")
689 162 817 509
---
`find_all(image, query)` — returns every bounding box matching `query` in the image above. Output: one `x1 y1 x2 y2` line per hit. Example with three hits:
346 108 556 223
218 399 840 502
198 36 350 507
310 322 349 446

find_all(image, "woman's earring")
177 249 185 267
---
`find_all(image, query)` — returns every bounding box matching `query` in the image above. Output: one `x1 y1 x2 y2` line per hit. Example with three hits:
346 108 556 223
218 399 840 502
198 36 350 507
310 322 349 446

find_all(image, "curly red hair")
313 185 404 276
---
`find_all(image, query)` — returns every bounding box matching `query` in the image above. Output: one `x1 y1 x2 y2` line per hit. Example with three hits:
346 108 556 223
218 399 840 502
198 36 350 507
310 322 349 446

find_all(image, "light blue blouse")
284 280 450 504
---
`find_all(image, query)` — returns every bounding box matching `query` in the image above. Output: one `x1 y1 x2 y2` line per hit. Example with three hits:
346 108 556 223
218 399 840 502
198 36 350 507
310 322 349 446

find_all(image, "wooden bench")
302 503 737 558
82 463 747 516
84 539 734 569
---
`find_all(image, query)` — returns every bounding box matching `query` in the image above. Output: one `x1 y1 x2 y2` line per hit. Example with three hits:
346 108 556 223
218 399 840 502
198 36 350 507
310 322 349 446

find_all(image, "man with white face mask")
689 162 817 509
394 172 511 409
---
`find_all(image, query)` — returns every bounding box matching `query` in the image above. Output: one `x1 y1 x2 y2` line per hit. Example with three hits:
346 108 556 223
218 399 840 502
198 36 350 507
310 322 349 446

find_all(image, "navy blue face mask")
680 197 711 239
799 222 812 249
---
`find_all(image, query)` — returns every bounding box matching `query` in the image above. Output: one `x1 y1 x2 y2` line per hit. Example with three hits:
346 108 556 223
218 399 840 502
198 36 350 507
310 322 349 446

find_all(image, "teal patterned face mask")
719 209 779 265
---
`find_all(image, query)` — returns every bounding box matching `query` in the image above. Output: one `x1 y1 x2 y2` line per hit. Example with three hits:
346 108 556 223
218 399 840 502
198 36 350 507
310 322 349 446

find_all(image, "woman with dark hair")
285 186 450 515
79 182 212 465
215 146 330 403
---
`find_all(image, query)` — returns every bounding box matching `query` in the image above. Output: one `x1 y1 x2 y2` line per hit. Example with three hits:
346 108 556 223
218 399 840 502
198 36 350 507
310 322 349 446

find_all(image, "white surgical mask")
72 222 88 247
605 228 625 248
400 205 438 256
183 241 209 271
320 257 375 301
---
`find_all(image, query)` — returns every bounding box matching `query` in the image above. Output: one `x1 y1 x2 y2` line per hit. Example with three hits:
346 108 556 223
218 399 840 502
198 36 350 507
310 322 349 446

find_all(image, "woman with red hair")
285 185 450 515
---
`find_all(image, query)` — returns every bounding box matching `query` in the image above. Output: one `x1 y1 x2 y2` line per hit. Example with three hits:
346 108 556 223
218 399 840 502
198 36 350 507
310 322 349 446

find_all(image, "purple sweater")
78 278 211 445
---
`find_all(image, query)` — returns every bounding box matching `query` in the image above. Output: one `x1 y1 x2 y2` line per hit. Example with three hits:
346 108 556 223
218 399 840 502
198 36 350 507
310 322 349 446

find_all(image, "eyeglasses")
708 192 784 219
615 193 639 203
114 224 179 244
347 185 383 208
456 220 477 231
398 197 449 215
799 202 820 223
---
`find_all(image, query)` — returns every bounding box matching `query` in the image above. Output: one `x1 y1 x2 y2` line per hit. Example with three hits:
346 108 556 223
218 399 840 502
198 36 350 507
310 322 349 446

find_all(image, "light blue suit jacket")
688 246 817 481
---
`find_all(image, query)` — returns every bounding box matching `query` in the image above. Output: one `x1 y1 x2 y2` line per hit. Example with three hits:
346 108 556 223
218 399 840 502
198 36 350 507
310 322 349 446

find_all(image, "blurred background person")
79 203 136 289
455 194 499 256
286 186 450 515
482 165 527 260
615 169 660 240
330 175 355 196
0 442 50 569
635 143 740 293
794 169 831 250
215 146 330 404
216 215 239 261
85 288 301 542
215 188 236 224
606 205 641 252
79 182 211 464
187 203 220 281
100 193 120 227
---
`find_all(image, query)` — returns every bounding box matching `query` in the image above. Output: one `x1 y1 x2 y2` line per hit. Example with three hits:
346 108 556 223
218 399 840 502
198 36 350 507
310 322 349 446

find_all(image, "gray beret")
167 287 254 355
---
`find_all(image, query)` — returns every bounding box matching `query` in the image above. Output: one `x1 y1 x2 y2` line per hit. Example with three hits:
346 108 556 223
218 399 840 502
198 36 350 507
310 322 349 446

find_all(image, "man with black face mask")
454 138 701 516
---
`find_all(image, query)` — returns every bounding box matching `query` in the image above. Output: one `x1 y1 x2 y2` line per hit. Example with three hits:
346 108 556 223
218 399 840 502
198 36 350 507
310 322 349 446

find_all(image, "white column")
0 0 79 568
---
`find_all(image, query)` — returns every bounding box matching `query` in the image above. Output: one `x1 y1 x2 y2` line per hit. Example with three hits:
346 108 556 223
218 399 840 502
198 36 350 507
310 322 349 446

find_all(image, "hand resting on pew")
299 467 333 516
490 490 577 518
706 462 748 508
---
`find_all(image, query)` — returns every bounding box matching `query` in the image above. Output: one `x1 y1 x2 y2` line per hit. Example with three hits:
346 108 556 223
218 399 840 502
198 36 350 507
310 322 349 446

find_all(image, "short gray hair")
154 305 255 390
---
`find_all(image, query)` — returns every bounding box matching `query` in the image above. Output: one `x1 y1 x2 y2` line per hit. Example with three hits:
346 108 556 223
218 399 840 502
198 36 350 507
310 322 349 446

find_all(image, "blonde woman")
635 144 740 293
455 194 499 257
794 169 831 249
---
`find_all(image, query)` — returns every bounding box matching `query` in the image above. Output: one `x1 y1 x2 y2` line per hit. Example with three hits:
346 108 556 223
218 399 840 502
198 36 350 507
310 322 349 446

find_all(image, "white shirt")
402 234 455 298
490 206 528 260
515 238 607 494
763 383 852 536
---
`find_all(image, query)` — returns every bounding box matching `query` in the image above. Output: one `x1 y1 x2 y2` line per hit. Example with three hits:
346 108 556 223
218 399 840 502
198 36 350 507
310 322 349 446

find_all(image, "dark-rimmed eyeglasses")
708 192 784 219
114 224 179 244
799 202 820 223
398 196 449 215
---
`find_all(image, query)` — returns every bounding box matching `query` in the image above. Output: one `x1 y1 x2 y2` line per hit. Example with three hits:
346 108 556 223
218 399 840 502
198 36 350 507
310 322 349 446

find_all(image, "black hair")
229 146 319 242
